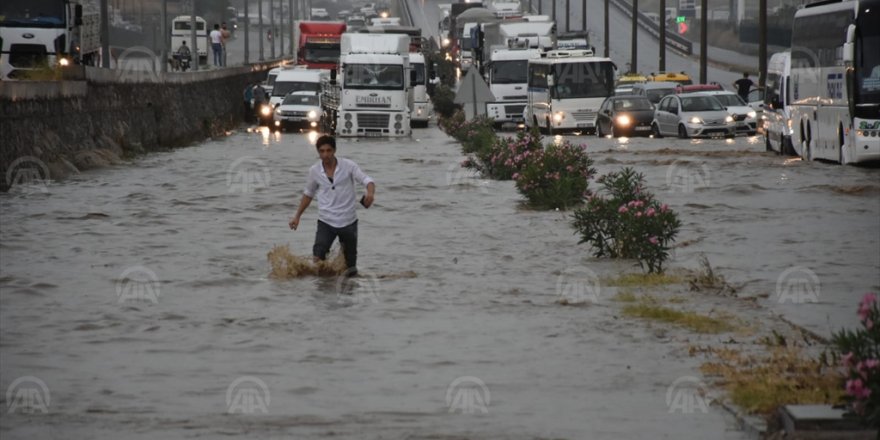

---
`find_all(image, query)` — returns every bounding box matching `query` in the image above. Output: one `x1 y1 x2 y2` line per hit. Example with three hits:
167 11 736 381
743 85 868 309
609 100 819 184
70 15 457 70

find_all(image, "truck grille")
572 110 596 122
357 113 390 129
504 104 526 116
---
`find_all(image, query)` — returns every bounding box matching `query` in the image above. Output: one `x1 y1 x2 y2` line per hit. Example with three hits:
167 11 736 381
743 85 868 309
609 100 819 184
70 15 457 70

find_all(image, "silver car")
651 93 736 138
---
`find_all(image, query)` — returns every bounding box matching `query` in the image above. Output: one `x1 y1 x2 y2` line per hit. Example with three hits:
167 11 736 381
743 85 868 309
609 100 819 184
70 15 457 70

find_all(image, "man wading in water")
289 135 375 277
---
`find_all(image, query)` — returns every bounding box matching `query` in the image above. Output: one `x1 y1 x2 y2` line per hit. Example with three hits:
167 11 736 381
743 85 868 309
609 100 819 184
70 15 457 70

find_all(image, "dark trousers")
313 220 358 270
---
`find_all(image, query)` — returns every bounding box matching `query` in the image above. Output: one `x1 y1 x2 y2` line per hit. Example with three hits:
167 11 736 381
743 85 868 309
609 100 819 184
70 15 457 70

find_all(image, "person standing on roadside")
220 22 231 66
289 135 376 277
210 24 223 67
733 72 755 102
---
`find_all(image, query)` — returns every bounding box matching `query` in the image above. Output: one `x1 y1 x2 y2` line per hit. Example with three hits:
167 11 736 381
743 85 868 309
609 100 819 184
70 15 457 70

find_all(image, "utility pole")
604 0 609 57
289 0 294 56
552 0 556 27
759 0 767 88
565 0 570 32
101 0 110 67
160 0 167 72
659 0 666 71
259 0 264 61
270 0 275 59
279 0 284 55
581 0 586 33
538 0 542 15
190 4 198 71
244 0 249 64
631 0 638 74
699 0 707 83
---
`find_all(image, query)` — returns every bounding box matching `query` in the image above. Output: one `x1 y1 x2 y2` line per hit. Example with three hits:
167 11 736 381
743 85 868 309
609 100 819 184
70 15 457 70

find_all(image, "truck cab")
485 47 542 127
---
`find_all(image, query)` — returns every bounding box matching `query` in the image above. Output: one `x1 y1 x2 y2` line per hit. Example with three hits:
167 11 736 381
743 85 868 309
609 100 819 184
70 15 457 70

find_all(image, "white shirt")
210 30 223 44
304 157 374 228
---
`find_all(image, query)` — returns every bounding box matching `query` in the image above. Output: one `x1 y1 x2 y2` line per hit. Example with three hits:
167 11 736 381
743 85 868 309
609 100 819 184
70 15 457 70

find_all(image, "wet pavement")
1 124 877 439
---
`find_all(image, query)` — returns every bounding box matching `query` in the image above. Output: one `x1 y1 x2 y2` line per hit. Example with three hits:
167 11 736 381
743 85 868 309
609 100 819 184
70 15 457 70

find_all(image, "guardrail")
608 0 693 56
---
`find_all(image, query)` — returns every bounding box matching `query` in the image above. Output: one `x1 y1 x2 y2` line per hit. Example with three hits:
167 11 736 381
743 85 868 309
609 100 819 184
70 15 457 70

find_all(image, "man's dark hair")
214 24 220 30
743 72 749 78
316 135 336 150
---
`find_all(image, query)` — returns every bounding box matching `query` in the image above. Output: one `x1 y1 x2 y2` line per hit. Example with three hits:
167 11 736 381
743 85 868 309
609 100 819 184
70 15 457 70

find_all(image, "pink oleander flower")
648 236 659 245
660 204 669 213
618 206 629 214
843 352 855 368
635 211 643 218
846 378 872 400
512 173 520 180
646 207 656 217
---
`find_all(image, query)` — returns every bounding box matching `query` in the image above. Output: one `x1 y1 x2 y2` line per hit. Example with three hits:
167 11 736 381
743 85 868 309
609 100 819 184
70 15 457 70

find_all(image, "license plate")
576 122 593 128
635 126 651 131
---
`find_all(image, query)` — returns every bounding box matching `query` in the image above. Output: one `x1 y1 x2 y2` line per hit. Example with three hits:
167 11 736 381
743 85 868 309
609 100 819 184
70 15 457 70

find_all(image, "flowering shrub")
438 111 497 155
833 293 880 426
571 168 681 273
463 128 544 180
514 139 595 210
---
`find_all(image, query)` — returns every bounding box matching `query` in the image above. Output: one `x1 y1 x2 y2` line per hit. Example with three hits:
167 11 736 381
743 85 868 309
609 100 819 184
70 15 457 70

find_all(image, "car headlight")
275 108 282 114
689 116 702 124
442 38 450 47
395 114 403 122
308 110 317 119
616 115 631 126
553 112 564 122
344 121 353 129
58 57 70 67
747 111 757 119
724 115 734 123
857 130 864 136
260 106 272 116
344 113 352 121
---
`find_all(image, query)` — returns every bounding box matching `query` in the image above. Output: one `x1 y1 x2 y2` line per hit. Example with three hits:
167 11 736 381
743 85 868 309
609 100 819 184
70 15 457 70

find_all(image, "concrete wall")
0 62 283 191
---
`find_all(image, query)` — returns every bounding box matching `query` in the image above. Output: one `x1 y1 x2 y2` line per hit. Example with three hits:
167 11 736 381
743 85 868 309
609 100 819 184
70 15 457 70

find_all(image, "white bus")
525 50 616 135
789 0 880 164
763 51 794 155
170 16 209 65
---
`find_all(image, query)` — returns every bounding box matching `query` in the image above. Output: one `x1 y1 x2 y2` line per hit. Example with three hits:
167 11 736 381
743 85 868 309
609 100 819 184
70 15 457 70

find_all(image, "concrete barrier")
0 61 288 191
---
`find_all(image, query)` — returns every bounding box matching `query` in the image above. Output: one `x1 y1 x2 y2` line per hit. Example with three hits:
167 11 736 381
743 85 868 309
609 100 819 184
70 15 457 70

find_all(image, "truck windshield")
273 81 320 97
0 0 65 27
344 64 404 90
551 61 614 99
303 43 340 63
411 63 425 85
491 60 528 84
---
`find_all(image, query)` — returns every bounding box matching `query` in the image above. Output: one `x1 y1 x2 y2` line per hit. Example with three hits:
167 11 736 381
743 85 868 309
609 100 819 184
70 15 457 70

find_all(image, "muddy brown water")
1 126 876 438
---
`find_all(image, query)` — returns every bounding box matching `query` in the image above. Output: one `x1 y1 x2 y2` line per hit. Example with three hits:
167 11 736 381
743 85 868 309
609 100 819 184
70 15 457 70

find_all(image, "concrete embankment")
0 62 282 191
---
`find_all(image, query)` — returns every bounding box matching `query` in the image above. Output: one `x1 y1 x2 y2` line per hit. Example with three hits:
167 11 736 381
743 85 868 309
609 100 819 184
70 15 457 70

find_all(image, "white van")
763 51 793 155
270 68 327 107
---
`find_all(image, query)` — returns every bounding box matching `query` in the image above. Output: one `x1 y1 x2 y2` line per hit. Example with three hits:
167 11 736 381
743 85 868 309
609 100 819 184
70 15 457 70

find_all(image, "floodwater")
1 125 877 439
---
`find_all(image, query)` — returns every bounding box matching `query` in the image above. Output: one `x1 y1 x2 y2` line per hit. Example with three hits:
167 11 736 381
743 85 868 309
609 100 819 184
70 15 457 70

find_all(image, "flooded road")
1 125 877 439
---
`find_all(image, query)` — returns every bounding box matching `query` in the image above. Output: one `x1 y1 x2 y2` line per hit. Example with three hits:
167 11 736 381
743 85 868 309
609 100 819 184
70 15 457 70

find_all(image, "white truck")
484 46 542 128
0 0 100 80
409 52 432 127
322 33 412 137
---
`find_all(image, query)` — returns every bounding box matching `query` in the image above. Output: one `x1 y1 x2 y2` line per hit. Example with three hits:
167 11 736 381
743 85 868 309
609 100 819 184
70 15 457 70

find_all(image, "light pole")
699 0 707 83
631 0 637 74
244 0 249 64
259 0 264 61
659 0 666 71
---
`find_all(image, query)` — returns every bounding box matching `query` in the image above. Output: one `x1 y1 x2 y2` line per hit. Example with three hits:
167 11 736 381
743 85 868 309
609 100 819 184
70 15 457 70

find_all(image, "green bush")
432 84 460 119
463 127 544 180
514 138 595 210
571 168 681 273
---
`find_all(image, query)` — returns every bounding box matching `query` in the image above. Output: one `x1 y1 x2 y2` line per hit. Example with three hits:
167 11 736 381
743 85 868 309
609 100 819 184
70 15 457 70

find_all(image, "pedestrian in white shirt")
289 135 376 276
209 24 223 66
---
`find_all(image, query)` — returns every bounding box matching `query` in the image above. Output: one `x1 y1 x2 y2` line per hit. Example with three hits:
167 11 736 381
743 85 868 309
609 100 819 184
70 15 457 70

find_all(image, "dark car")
596 96 656 137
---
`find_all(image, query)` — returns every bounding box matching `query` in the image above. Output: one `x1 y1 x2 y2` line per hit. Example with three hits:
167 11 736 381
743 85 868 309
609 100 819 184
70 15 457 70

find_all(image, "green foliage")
432 85 460 119
514 139 595 210
571 168 681 273
463 128 543 180
833 293 880 427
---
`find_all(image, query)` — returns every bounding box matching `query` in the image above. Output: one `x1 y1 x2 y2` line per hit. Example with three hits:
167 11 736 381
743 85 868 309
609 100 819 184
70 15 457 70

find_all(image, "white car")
273 91 322 131
652 93 736 138
696 91 758 136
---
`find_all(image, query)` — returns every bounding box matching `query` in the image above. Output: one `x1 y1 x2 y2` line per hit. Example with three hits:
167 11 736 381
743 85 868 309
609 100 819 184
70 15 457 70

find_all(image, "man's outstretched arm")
290 194 313 230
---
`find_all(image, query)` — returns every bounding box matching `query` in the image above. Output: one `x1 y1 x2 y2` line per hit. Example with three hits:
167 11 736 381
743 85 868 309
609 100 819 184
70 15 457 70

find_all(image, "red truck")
296 22 347 70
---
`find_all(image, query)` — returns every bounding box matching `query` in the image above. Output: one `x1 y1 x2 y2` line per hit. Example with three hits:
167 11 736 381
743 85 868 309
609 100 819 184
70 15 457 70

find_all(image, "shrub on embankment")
0 65 275 191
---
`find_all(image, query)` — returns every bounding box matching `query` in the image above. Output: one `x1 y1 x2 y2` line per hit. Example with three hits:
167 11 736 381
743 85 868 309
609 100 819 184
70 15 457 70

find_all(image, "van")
270 68 327 107
631 81 677 104
763 51 793 155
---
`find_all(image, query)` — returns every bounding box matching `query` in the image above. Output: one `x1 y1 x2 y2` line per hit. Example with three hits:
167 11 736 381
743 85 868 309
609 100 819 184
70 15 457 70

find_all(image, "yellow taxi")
647 71 693 86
